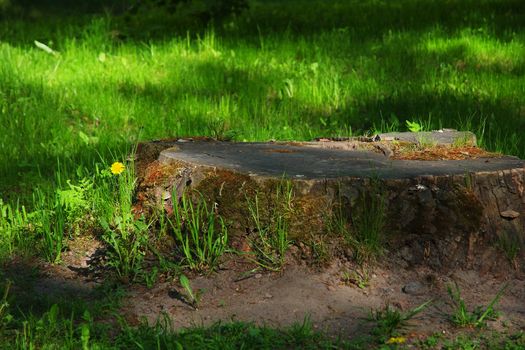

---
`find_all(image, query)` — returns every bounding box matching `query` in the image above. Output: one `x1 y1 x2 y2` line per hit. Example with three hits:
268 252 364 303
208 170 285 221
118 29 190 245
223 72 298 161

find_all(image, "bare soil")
25 235 525 343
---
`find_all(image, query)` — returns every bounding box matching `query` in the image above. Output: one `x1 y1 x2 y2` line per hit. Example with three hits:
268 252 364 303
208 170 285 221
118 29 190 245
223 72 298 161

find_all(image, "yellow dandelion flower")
386 336 407 344
110 162 125 175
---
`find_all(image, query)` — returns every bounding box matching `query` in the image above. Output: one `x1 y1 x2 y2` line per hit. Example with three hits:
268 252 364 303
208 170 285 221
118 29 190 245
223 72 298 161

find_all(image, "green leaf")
406 120 422 132
180 274 196 305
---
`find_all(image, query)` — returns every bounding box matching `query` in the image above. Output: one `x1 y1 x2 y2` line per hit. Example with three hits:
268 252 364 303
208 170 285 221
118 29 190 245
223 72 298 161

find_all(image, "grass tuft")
447 282 508 328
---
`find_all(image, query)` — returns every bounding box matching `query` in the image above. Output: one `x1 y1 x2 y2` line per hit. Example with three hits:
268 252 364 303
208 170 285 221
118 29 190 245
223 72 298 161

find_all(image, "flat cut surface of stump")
159 141 524 179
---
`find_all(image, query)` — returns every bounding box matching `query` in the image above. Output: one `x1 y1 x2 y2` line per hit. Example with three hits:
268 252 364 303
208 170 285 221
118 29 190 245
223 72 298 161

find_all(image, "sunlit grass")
2 14 524 200
0 2 523 191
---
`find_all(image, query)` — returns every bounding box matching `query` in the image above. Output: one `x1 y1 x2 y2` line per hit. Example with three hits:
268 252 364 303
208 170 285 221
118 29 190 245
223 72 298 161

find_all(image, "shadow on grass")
1 21 524 204
1 0 525 44
1 49 523 194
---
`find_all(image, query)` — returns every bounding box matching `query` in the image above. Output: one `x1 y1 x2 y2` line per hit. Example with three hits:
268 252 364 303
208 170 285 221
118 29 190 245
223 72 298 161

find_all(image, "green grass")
447 282 508 328
416 331 525 350
169 190 228 272
368 300 432 343
245 178 294 271
1 0 525 201
330 178 386 264
99 160 151 281
0 0 524 348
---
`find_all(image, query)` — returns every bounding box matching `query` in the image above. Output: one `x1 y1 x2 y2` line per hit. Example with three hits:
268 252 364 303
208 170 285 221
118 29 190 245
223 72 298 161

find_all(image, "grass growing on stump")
245 179 294 271
168 190 228 272
331 179 387 264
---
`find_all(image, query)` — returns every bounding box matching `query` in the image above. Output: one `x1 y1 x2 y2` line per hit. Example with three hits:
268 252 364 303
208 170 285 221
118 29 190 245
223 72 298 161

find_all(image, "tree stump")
136 132 524 271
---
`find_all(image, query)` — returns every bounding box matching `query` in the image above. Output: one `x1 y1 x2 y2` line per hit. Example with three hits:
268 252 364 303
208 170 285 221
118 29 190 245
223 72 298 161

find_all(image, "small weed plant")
447 282 507 328
406 118 441 149
496 232 521 267
307 232 331 266
56 177 94 236
406 120 424 133
99 161 150 281
442 336 481 350
341 267 370 289
0 199 31 258
329 185 351 239
245 179 294 271
416 135 438 149
169 190 228 272
330 180 387 264
453 134 476 148
406 116 433 133
179 274 200 308
417 333 443 349
33 190 67 264
369 300 432 342
141 266 159 289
